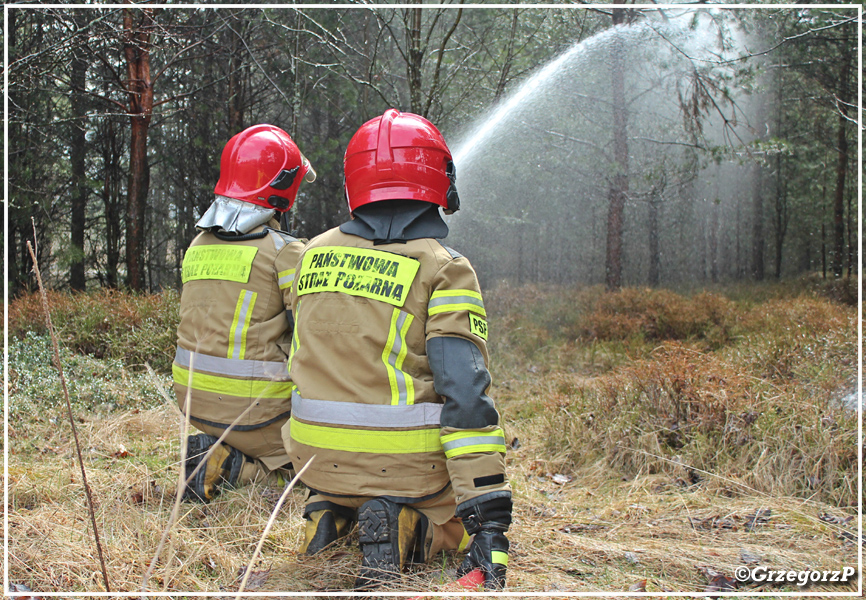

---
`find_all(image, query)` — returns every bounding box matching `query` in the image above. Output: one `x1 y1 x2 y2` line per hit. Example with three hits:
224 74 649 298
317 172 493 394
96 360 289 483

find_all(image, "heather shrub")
494 281 857 506
8 289 180 373
571 287 735 345
535 338 856 505
732 297 856 385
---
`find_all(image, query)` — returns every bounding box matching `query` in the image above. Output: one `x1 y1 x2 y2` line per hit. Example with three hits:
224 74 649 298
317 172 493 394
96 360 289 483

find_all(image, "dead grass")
8 396 858 595
6 282 860 595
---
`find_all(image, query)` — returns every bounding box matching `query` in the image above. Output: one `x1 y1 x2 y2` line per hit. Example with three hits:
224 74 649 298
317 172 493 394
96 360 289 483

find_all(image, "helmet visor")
301 152 317 183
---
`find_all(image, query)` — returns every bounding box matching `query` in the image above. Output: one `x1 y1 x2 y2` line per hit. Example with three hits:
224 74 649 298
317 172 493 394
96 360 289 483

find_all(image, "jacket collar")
340 200 448 244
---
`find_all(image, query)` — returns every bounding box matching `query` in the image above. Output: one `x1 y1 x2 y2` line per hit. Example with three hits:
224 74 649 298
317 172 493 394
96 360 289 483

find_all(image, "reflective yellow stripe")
441 428 507 458
289 416 441 454
382 309 415 406
491 551 508 566
428 289 486 317
172 364 294 399
277 268 296 290
227 290 257 360
182 244 258 283
457 528 472 552
397 314 415 405
297 246 420 307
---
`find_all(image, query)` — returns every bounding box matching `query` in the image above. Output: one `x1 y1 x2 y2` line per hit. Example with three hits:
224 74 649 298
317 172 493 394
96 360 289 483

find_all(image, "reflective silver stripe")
174 347 290 381
388 310 410 405
269 230 286 252
428 295 485 312
231 290 256 359
278 271 295 289
292 391 441 428
441 435 505 454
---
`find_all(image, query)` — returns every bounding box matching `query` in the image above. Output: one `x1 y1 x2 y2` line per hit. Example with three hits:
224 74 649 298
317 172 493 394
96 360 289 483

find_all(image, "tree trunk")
772 63 786 280
832 44 851 278
648 196 660 287
605 3 628 291
100 116 122 288
406 3 423 114
493 10 520 103
123 8 155 291
821 223 827 279
735 196 742 279
69 35 88 291
227 22 245 133
773 153 787 279
710 201 719 283
846 175 853 279
751 164 765 281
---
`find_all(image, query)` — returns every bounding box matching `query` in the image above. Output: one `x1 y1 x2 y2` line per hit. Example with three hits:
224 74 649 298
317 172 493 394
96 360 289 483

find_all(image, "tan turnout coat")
284 227 508 507
174 219 302 469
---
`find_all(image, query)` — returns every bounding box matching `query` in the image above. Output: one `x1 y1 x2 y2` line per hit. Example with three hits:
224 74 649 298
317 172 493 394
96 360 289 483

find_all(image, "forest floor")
6 277 861 597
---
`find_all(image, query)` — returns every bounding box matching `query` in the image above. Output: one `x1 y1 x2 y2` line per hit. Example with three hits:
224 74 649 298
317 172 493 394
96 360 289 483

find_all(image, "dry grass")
8 397 858 595
6 281 860 595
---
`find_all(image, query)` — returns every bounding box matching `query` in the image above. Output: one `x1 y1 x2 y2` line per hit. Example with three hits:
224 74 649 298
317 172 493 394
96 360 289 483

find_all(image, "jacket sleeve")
426 255 511 509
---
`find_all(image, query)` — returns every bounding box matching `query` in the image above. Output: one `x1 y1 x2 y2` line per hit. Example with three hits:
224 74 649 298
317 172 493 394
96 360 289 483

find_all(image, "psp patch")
469 313 488 340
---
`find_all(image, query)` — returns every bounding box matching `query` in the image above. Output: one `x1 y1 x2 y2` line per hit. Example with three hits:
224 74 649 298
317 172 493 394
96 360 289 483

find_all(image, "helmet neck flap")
196 195 276 235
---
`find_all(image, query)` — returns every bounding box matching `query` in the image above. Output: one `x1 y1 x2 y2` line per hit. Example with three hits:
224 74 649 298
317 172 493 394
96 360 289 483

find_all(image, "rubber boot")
355 498 429 589
300 502 356 555
182 434 247 502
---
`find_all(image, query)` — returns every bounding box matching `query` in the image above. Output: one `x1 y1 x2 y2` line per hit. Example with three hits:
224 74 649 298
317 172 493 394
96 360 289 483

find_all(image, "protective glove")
456 495 512 590
457 524 509 589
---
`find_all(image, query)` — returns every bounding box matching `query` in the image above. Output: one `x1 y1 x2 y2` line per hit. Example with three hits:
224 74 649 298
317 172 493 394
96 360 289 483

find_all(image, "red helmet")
214 124 315 212
344 109 460 213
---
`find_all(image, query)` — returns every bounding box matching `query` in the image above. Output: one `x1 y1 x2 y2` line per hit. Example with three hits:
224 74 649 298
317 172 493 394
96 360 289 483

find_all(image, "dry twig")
26 238 111 592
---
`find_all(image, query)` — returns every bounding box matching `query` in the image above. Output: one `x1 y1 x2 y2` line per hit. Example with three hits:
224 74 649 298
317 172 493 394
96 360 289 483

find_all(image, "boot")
300 502 356 555
355 498 429 589
182 434 247 502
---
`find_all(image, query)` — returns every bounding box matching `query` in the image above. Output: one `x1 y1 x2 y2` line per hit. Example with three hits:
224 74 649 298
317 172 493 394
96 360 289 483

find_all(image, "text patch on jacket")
297 246 420 307
182 245 259 283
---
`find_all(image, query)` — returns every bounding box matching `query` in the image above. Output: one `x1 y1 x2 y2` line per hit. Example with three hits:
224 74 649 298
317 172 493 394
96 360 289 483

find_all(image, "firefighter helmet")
214 124 316 212
344 109 460 214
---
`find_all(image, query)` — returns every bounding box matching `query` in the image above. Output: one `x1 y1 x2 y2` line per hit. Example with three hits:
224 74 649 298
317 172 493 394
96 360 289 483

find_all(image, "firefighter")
174 124 315 502
283 109 511 590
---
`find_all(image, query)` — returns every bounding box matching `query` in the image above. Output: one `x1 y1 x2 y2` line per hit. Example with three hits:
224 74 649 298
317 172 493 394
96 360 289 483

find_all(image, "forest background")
4 1 863 595
6 3 860 292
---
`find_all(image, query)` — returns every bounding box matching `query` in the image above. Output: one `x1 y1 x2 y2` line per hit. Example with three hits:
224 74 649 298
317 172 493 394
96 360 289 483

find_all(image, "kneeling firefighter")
283 109 512 589
174 124 315 502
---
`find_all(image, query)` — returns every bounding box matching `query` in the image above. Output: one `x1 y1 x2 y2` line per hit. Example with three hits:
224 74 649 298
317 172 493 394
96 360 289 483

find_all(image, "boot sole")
356 500 398 588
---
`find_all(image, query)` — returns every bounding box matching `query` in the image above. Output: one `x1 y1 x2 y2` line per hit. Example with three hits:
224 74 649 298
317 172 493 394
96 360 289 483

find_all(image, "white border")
857 4 863 598
3 2 862 597
3 4 9 599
